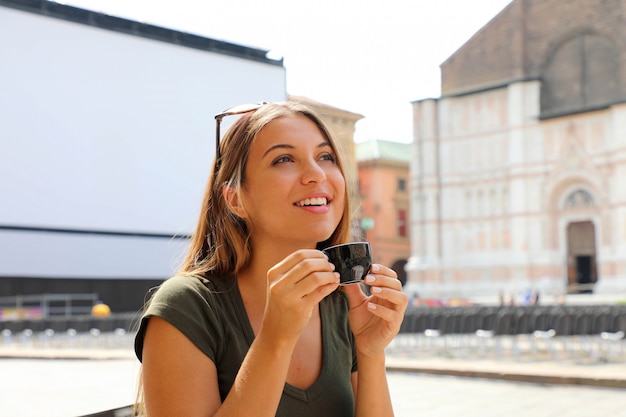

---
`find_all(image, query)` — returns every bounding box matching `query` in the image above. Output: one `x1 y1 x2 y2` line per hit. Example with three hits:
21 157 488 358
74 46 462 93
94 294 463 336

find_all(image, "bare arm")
344 264 409 417
142 316 221 417
353 353 394 417
142 316 300 417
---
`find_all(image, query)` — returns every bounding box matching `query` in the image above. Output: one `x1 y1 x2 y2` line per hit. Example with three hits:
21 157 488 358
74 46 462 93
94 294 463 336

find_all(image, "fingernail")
367 302 377 310
365 275 375 283
371 286 382 294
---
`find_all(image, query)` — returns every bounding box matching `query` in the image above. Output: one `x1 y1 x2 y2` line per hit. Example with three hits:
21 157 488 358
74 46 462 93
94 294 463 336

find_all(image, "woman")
134 101 408 416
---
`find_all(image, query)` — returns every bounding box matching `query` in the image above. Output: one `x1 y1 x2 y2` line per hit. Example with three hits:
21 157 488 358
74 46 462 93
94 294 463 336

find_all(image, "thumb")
341 282 367 307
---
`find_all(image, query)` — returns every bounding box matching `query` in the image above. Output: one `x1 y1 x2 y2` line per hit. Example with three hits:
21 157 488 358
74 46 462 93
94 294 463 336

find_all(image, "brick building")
356 140 411 285
407 0 626 301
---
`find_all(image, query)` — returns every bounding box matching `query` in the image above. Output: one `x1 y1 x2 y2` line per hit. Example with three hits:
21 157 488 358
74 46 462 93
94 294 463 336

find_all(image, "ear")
222 184 247 218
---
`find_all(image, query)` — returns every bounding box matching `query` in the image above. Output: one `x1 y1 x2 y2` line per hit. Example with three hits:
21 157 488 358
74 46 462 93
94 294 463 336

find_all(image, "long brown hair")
134 101 353 416
180 101 352 277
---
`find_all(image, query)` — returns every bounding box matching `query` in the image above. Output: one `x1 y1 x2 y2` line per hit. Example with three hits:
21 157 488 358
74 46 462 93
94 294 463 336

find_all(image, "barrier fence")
399 304 626 336
0 293 99 319
391 304 626 362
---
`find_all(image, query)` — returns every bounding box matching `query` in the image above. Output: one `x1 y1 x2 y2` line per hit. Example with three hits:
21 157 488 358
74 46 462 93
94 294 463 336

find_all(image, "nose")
301 158 326 184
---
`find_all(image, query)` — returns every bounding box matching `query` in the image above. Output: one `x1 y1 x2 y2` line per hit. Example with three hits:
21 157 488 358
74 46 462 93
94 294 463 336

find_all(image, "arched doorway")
391 259 408 287
566 220 597 293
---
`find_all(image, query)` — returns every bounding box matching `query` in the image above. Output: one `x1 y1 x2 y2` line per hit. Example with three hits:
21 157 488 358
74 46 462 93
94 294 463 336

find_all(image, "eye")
319 152 337 163
272 155 293 165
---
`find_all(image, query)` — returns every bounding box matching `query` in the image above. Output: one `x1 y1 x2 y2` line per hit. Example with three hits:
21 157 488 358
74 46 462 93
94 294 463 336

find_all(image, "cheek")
331 170 346 194
330 172 347 208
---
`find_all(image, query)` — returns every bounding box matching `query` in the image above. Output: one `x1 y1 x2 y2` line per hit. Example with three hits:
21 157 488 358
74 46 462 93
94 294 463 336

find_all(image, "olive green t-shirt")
135 274 357 417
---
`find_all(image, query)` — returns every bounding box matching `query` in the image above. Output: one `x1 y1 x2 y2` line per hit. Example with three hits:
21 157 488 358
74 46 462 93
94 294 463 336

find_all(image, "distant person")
133 101 408 416
531 290 540 305
91 301 111 317
498 289 505 306
507 293 516 306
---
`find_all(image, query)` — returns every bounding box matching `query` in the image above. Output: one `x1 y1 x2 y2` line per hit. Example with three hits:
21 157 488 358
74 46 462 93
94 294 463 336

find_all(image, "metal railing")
0 293 98 318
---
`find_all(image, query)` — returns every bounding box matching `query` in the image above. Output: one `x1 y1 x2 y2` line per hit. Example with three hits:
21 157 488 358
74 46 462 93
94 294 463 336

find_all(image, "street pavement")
1 335 625 417
388 370 626 417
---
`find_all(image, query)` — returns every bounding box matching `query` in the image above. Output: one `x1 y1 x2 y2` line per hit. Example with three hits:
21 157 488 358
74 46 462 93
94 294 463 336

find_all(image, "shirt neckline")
231 277 330 402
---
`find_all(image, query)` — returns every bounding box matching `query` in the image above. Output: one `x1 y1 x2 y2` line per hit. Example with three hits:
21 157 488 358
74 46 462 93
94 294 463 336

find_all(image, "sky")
59 0 512 143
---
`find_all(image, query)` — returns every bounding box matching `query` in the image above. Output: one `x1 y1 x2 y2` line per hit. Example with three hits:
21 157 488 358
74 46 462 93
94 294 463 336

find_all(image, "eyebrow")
262 141 332 159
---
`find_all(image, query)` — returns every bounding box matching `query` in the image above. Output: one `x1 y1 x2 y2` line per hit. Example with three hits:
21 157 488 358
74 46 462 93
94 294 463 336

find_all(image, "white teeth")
297 197 328 207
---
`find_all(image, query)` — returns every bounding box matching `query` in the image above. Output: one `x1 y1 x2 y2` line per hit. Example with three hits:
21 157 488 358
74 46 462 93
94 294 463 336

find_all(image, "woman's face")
239 114 346 249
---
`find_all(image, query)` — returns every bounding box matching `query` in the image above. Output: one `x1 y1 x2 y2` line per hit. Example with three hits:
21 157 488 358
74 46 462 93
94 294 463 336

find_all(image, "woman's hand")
342 264 408 356
262 249 340 342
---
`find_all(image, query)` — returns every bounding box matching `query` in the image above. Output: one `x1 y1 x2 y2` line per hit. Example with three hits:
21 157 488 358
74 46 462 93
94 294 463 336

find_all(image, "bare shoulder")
142 316 222 416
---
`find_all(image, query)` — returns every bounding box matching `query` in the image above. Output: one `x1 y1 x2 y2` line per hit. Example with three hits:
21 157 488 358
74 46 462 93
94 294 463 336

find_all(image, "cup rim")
323 241 370 251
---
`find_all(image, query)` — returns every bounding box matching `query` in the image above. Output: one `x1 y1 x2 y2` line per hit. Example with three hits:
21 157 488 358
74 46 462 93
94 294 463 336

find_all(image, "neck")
237 239 318 288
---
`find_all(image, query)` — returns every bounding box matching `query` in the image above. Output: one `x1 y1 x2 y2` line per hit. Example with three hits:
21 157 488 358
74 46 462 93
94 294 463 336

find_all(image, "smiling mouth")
295 197 329 207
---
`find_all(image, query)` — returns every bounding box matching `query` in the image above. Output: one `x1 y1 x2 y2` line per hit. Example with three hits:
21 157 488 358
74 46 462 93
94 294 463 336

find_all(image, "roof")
356 139 411 163
0 0 283 66
289 95 364 119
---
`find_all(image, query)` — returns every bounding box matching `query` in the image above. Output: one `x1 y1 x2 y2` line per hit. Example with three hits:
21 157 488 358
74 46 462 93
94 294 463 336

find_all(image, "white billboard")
0 3 286 279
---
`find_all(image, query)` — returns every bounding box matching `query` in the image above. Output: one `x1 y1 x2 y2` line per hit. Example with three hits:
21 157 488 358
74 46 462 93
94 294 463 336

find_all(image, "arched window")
541 33 620 117
562 189 594 210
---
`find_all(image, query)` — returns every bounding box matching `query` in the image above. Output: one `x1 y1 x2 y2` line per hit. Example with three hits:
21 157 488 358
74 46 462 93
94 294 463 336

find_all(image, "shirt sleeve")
134 275 224 364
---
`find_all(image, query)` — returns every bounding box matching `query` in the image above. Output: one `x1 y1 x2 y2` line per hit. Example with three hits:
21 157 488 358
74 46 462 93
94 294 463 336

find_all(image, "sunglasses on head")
214 102 269 171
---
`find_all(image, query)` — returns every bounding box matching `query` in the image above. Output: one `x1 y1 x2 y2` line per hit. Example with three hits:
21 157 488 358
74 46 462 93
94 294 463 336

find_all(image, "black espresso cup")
323 242 372 285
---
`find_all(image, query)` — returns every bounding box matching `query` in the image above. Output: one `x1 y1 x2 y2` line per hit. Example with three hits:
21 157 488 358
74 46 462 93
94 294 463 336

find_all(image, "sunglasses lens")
214 101 269 170
224 103 260 114
217 101 268 119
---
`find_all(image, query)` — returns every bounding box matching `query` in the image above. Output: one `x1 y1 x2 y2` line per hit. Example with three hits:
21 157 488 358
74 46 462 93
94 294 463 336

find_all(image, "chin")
315 233 336 247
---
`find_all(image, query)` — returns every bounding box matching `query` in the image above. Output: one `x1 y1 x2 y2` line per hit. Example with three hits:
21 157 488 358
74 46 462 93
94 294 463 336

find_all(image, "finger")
368 286 409 313
296 269 340 299
369 264 397 279
364 272 403 292
268 251 332 289
300 275 341 304
366 301 406 329
269 255 339 301
269 249 328 277
288 257 336 284
340 282 368 307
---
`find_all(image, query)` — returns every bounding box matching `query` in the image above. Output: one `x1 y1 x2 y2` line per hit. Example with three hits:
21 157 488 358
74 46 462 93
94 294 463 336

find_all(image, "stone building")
407 0 626 301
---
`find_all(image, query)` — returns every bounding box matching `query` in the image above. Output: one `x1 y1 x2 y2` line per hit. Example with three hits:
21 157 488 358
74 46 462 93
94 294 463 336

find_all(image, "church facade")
407 0 626 301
